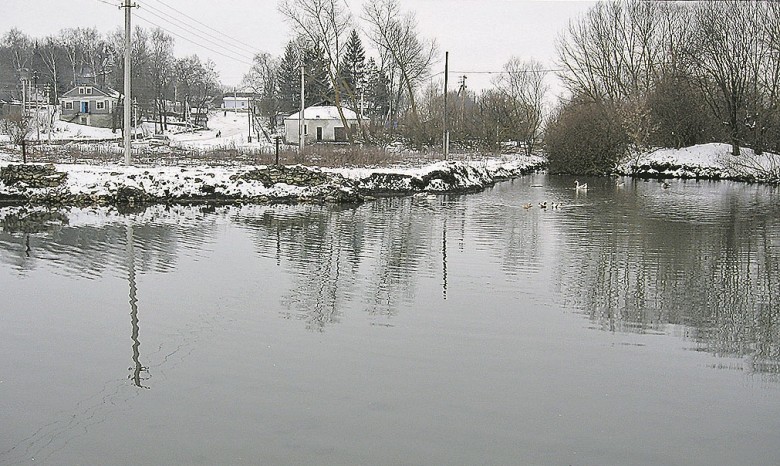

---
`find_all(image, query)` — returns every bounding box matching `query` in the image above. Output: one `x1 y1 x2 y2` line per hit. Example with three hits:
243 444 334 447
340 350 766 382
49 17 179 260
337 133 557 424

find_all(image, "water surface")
1 175 779 465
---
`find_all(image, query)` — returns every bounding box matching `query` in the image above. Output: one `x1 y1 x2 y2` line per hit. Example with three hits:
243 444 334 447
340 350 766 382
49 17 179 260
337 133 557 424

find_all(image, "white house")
284 105 360 144
221 93 252 111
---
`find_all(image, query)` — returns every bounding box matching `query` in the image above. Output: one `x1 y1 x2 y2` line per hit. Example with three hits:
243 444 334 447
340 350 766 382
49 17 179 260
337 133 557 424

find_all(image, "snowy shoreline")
0 153 546 207
2 142 778 208
616 143 780 184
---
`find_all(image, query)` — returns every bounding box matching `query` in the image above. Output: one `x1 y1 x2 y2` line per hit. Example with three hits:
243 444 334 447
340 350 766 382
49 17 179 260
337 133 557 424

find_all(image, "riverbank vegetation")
549 0 780 176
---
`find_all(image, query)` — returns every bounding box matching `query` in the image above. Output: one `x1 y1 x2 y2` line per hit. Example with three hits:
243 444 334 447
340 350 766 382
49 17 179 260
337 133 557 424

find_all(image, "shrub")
545 99 628 175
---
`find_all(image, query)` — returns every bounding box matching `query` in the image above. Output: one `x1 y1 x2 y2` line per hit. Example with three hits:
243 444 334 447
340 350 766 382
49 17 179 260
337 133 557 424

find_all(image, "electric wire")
144 0 262 56
134 13 255 67
138 1 260 59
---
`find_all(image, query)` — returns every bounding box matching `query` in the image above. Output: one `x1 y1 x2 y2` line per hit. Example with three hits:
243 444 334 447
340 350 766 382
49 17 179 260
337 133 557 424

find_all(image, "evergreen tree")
276 41 300 115
302 41 332 107
364 57 390 121
339 29 366 111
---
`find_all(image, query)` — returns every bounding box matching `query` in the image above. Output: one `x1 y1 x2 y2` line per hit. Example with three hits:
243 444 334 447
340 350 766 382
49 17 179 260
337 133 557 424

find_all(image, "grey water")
1 174 779 465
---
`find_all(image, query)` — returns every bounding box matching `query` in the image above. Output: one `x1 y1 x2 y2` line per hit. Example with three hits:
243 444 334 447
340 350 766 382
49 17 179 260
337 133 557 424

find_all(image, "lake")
1 174 779 465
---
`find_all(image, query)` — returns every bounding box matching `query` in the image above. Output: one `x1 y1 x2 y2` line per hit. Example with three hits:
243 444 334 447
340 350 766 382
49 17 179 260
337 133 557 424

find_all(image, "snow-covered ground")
0 145 546 204
617 143 780 182
4 109 275 151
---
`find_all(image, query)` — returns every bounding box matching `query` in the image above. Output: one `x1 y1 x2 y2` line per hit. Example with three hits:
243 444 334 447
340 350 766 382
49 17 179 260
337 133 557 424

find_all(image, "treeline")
548 0 780 174
252 0 547 152
0 26 220 131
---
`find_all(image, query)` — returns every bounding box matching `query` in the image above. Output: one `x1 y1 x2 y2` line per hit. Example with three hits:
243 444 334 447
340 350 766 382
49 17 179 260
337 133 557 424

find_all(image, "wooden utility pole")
33 71 40 142
299 65 305 154
122 0 133 165
247 95 252 143
443 51 449 159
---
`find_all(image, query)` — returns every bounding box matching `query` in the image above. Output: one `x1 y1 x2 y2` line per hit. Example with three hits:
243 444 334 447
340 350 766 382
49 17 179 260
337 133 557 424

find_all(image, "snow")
617 143 780 182
286 106 358 121
0 145 545 203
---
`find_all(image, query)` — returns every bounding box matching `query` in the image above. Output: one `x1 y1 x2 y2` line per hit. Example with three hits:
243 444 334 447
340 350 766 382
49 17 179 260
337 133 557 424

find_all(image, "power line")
139 1 260 58
145 0 262 56
134 13 255 67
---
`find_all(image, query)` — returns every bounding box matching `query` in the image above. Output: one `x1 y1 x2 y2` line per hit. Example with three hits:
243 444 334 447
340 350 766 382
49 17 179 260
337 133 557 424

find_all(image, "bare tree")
493 58 548 155
1 114 33 163
556 0 665 103
686 0 762 155
278 0 356 141
363 0 438 133
149 28 175 132
242 52 278 128
38 36 62 102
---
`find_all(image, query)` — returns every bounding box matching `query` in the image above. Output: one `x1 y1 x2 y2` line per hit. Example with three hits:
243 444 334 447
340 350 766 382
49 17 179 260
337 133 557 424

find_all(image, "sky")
1 0 595 96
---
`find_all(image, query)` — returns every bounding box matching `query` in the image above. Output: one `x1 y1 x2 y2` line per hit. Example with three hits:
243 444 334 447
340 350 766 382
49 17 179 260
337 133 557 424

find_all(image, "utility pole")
21 77 26 118
45 83 52 143
299 65 305 154
443 51 449 160
122 0 134 166
247 95 252 143
33 71 40 142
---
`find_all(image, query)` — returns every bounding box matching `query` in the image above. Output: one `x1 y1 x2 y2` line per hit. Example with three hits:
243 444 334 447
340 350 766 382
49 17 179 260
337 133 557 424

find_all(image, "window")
64 101 73 110
96 101 105 110
304 124 308 135
78 87 85 95
86 87 93 95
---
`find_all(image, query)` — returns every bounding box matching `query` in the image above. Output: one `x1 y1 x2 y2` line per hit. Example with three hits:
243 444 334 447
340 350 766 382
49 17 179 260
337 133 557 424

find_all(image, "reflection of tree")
557 183 780 376
0 205 219 279
231 199 440 330
233 204 363 331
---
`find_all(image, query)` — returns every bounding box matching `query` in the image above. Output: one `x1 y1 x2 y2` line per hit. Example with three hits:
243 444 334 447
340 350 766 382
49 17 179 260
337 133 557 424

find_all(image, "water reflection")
0 179 778 375
126 223 149 389
552 178 780 376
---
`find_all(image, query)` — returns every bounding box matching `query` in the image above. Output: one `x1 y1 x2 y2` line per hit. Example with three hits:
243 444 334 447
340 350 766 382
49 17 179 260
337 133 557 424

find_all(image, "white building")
284 105 360 144
221 94 252 111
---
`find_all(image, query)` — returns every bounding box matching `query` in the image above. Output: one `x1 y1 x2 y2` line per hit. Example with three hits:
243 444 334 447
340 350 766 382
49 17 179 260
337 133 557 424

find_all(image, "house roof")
286 105 358 121
61 85 121 99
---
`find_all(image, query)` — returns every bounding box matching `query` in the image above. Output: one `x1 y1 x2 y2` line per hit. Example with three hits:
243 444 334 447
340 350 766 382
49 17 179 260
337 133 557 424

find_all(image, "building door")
316 127 323 142
81 102 89 113
334 127 346 142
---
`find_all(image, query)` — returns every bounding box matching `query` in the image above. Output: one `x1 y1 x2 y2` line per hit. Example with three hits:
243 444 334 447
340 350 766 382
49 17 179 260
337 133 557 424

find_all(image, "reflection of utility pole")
442 217 448 300
126 223 149 389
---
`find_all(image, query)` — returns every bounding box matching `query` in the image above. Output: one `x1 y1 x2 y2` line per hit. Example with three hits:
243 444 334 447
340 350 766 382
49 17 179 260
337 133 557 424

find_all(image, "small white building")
221 93 252 111
284 105 360 144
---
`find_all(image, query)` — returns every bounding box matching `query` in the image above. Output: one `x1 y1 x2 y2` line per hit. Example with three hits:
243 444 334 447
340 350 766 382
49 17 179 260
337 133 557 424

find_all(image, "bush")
545 99 628 175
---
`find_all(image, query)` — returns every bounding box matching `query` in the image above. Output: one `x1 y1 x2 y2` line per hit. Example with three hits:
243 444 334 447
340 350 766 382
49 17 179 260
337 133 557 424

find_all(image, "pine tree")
276 41 300 115
302 42 332 107
364 57 390 121
339 29 366 111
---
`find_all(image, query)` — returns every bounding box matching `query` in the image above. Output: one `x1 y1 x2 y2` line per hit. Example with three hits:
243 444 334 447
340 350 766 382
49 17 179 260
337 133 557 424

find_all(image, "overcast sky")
1 0 595 94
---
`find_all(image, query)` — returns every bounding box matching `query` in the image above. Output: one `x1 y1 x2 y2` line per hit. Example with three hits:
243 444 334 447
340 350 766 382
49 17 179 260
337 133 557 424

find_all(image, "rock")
0 164 68 188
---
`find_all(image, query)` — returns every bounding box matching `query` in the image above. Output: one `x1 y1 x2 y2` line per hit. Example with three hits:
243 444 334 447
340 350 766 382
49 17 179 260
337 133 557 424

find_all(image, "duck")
550 202 561 209
615 179 625 187
522 203 533 209
538 202 548 209
661 181 671 189
575 180 588 191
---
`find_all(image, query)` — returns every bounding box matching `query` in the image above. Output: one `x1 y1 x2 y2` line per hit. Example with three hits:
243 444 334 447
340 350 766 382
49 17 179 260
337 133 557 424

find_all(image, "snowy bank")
616 143 780 183
0 152 545 206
